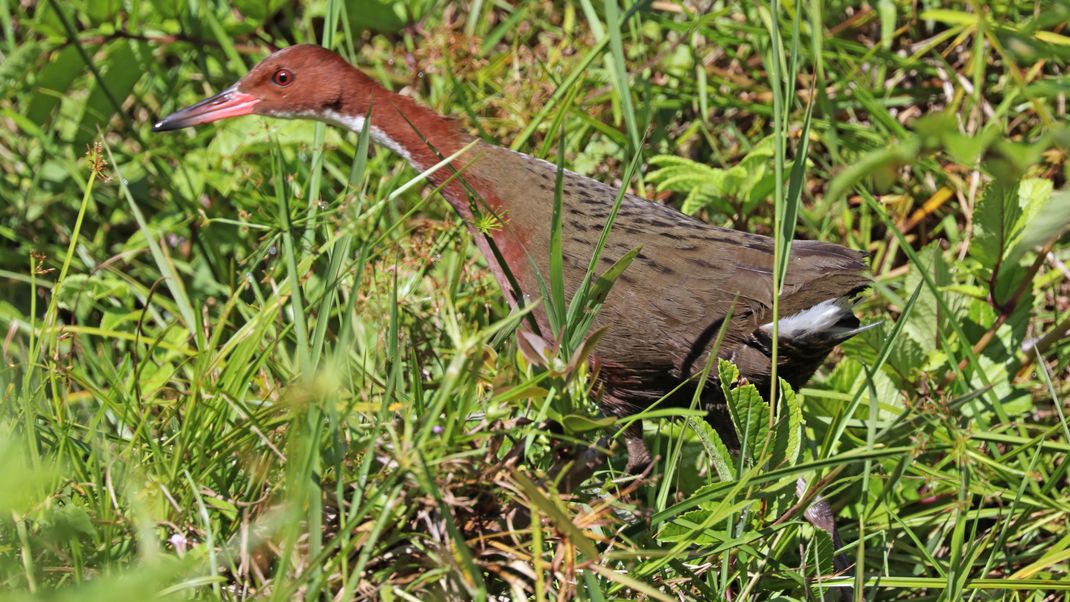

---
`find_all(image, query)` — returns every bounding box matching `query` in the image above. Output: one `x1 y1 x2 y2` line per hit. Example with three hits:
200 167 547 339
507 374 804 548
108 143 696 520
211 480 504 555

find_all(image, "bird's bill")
153 86 259 132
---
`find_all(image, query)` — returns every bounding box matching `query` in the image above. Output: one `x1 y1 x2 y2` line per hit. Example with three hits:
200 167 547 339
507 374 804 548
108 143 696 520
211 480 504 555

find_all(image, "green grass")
3 0 1070 600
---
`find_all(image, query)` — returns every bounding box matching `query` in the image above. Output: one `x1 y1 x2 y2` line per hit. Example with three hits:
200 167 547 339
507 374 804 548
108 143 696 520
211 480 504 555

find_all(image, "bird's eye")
272 69 294 87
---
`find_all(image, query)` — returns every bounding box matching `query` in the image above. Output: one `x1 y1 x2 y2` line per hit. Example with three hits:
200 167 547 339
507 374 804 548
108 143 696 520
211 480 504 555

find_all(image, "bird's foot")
624 436 653 476
796 477 853 601
551 437 611 493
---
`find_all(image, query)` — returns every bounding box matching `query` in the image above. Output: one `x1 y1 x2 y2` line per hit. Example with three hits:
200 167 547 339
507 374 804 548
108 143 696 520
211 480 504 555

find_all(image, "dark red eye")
272 69 294 87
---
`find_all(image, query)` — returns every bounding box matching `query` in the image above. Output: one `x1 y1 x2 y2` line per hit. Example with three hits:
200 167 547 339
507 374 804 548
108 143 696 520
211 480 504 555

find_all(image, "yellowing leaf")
1035 31 1070 46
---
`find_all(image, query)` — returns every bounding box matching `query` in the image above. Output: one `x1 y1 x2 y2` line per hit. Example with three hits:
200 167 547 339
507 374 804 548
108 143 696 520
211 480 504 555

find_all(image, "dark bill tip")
152 86 260 132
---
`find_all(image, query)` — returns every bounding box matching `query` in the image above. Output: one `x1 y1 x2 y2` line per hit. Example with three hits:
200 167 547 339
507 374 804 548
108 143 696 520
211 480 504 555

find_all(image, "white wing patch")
760 298 865 341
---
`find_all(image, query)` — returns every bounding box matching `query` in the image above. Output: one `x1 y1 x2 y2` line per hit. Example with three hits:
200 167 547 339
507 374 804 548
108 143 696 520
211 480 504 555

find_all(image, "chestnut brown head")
153 44 371 131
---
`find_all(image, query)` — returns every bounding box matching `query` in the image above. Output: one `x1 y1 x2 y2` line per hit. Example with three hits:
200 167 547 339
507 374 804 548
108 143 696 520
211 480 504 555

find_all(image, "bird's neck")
319 74 473 184
345 94 469 165
326 79 535 308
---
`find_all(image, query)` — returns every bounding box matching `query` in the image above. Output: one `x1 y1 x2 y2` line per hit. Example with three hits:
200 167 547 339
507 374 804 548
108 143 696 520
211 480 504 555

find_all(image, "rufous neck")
321 83 472 175
319 71 531 312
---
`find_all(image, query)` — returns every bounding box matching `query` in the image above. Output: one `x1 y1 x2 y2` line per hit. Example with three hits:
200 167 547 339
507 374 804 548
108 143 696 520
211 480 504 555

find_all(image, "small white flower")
170 532 188 556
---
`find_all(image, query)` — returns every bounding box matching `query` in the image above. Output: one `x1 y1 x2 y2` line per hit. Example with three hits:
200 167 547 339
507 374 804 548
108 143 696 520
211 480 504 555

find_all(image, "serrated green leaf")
888 331 928 381
717 358 739 397
680 187 706 215
903 243 952 355
729 383 769 465
972 179 1053 302
1007 182 1067 265
805 523 838 576
773 379 802 465
692 419 736 480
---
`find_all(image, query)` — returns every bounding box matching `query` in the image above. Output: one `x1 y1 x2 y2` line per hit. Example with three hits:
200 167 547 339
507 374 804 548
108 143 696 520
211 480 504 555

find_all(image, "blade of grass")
272 141 310 375
311 107 372 369
102 140 199 345
604 0 640 152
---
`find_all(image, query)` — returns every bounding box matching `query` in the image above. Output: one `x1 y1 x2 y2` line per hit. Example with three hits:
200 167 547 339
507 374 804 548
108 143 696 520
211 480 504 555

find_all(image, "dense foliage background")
2 0 1069 599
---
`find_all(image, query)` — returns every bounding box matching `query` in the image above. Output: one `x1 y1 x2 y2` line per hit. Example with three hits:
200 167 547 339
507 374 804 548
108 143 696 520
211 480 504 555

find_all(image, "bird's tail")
759 297 878 349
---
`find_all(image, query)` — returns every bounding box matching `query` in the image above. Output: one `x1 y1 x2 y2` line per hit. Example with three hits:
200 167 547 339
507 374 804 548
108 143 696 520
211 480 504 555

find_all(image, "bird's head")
153 44 372 132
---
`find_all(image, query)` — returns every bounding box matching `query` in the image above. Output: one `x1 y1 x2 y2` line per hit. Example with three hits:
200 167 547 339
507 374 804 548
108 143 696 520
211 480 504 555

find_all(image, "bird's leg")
624 421 652 475
550 437 610 493
548 419 652 491
796 477 851 575
550 421 652 488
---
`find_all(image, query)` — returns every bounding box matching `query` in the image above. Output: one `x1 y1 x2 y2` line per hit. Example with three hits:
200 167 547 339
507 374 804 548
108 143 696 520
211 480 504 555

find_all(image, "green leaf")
1007 181 1067 264
649 156 729 194
826 137 921 203
566 326 609 375
720 359 769 465
717 357 740 394
656 509 731 544
85 0 121 23
548 138 568 336
99 310 138 332
944 126 1000 166
648 138 778 217
773 379 802 466
679 187 709 216
202 496 239 521
878 0 896 49
0 40 45 101
903 243 954 356
971 181 1018 269
604 0 639 150
692 419 736 480
231 0 288 23
887 329 928 382
1036 30 1070 46
920 9 980 26
588 246 641 307
26 46 81 126
75 40 149 145
43 505 97 541
972 178 1052 303
805 523 838 576
138 361 175 398
727 382 769 465
561 414 616 434
346 0 415 33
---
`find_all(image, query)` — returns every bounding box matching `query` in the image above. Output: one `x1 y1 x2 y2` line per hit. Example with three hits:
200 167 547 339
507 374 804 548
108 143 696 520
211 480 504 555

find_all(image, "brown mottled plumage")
155 44 870 472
